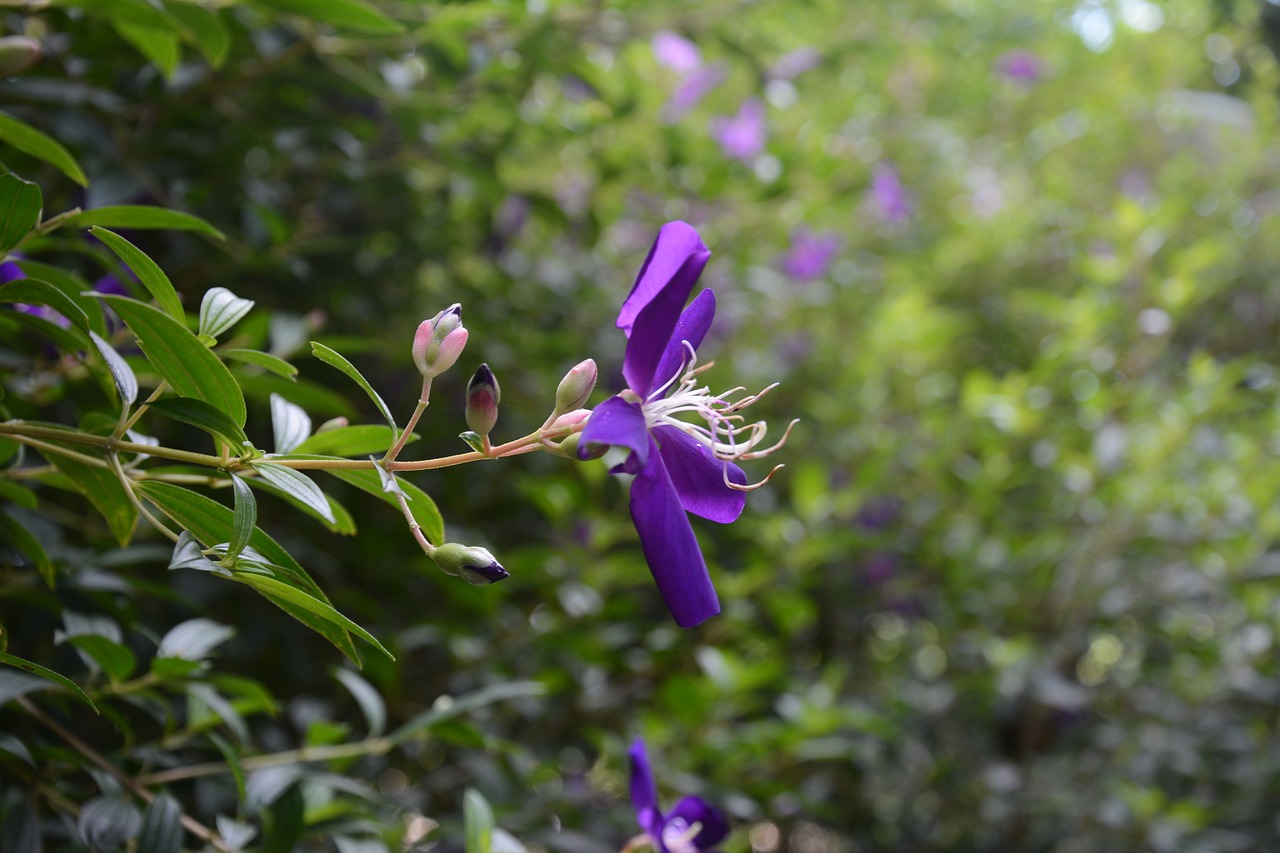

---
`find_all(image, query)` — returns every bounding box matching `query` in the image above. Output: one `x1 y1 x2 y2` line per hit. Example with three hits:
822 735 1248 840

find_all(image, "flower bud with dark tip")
554 359 597 415
465 364 500 437
430 543 509 585
0 37 42 78
412 304 468 379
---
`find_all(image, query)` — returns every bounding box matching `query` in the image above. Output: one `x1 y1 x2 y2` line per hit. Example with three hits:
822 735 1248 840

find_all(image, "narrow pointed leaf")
251 0 405 34
114 20 181 78
137 792 183 853
0 110 88 186
149 397 250 448
372 457 403 497
208 731 246 803
199 287 254 339
326 468 444 546
166 2 231 67
250 461 334 523
0 278 91 332
67 634 136 682
464 788 494 853
89 330 139 407
0 173 41 252
14 260 107 335
333 667 385 736
0 651 97 712
90 226 184 320
270 393 310 454
158 618 235 662
0 511 54 588
220 348 297 380
60 205 224 238
168 530 228 574
291 425 410 456
99 294 246 426
234 573 393 661
228 475 255 561
310 342 396 431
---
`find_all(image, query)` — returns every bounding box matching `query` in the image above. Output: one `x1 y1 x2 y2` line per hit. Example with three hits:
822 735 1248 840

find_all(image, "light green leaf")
0 651 98 712
199 287 254 339
464 788 494 853
326 467 444 546
291 425 410 457
148 397 251 449
0 511 54 588
99 294 246 426
90 227 184 320
114 21 181 78
0 277 90 332
166 2 231 67
250 461 335 523
60 205 224 239
220 348 298 380
0 110 88 186
137 792 183 853
310 341 396 431
270 393 310 454
251 0 405 34
0 173 41 252
67 634 136 682
89 330 139 408
235 573 392 662
228 475 255 562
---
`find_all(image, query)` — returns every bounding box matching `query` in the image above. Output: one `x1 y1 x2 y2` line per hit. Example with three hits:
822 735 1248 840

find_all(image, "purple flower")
629 739 728 853
770 47 821 80
0 260 24 284
580 222 792 627
870 162 911 223
997 49 1041 83
711 99 766 163
780 229 841 282
652 31 702 75
663 64 726 122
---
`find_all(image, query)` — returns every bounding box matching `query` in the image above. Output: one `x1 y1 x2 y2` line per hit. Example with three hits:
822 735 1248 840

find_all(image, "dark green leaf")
1 307 90 356
0 110 88 186
310 341 396 431
166 1 231 67
228 474 255 562
262 783 305 853
99 295 246 426
0 651 97 712
207 731 246 803
67 634 136 682
251 0 405 34
326 468 444 546
464 788 494 853
149 397 250 448
61 205 224 239
234 573 393 661
0 174 41 252
0 512 54 588
137 793 182 853
199 287 254 339
220 348 297 380
89 330 139 408
46 450 137 546
0 277 91 332
78 795 141 853
333 667 385 736
90 227 184 320
291 425 410 456
0 792 39 853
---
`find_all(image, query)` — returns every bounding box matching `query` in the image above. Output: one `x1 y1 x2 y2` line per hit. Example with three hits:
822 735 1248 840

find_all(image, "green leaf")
149 397 250 449
1 306 90 354
228 475 255 562
251 0 405 34
0 651 97 712
166 1 231 67
464 788 494 853
240 373 353 417
89 330 140 408
269 393 310 454
235 573 393 661
157 618 235 662
220 348 297 380
13 261 107 335
45 450 137 546
388 681 545 745
0 732 35 768
137 792 183 853
459 430 486 455
0 173 41 252
0 277 91 332
333 667 385 737
66 0 175 28
208 731 246 802
250 462 335 523
310 341 396 431
114 21 181 78
290 425 410 457
326 468 444 546
0 479 38 510
99 295 246 426
199 287 254 339
0 110 88 186
262 784 305 853
168 529 228 575
0 511 54 588
90 227 184 320
60 205 224 239
67 634 136 682
78 796 141 853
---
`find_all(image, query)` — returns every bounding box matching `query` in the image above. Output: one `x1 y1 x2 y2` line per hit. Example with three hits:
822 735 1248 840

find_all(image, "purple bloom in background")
780 228 841 282
770 47 821 80
870 162 911 223
712 99 766 163
652 31 702 75
663 64 726 122
0 260 24 284
997 49 1042 83
629 739 728 853
580 222 792 627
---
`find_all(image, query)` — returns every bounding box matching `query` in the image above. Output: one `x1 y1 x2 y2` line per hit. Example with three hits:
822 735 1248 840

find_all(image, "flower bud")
465 363 500 437
430 543 509 585
411 304 469 378
554 359 597 414
0 37 42 78
316 416 349 434
549 408 591 429
553 432 607 461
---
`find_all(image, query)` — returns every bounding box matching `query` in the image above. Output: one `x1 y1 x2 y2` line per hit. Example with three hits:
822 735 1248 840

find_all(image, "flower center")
641 343 796 491
661 818 703 853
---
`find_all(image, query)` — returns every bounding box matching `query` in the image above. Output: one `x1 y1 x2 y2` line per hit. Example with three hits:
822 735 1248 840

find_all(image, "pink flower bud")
411 304 468 378
554 358 597 414
549 408 591 429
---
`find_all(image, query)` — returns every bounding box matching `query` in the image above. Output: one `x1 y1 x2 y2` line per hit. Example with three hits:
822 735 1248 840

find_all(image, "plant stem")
136 737 393 786
107 453 179 542
384 398 428 465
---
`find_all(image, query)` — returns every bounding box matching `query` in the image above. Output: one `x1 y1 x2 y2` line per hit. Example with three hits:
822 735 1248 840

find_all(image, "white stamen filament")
643 343 797 491
661 819 704 853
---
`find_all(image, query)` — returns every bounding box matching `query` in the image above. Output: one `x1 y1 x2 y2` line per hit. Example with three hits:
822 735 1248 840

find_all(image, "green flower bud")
465 364 500 437
430 543 509 585
554 359 597 415
552 432 606 461
0 37 42 78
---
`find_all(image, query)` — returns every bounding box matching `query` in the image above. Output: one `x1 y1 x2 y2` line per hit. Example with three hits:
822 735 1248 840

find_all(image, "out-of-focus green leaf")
148 397 250 448
220 348 298 380
61 205 224 239
326 467 444 546
310 342 396 431
333 667 385 736
165 2 231 67
0 652 97 712
0 110 88 186
13 261 107 335
0 173 41 252
113 21 181 78
251 0 405 34
45 451 137 546
199 287 254 340
464 788 494 853
90 227 184 320
0 278 90 332
99 295 246 426
261 784 305 853
0 512 53 588
78 796 141 853
388 681 545 744
137 793 182 853
67 634 136 682
0 732 34 768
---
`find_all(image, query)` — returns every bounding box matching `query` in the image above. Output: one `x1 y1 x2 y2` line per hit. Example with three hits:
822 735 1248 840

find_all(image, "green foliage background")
4 0 1280 850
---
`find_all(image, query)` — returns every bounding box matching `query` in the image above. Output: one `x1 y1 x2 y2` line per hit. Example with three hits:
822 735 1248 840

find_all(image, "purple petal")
630 446 719 628
663 64 726 122
651 289 716 396
620 223 710 396
712 99 766 162
628 740 665 842
652 31 701 74
666 797 730 850
0 261 26 284
653 426 745 523
579 395 649 468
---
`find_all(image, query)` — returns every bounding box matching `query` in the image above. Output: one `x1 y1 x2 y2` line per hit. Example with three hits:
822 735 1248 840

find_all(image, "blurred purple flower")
780 229 841 282
712 99 766 163
997 50 1042 83
863 552 895 585
663 63 726 122
629 739 728 853
7 272 128 328
0 260 24 284
652 31 702 75
870 162 911 223
770 47 821 80
857 496 903 530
